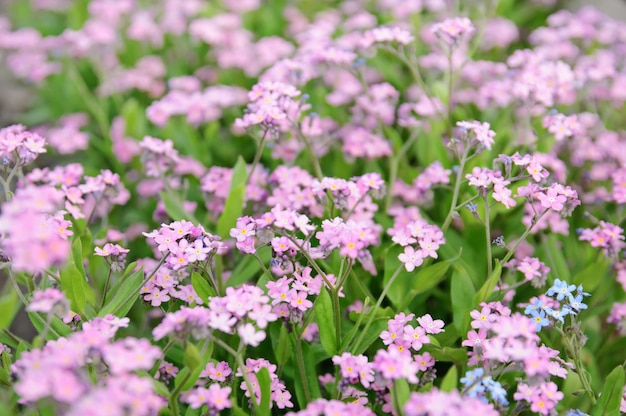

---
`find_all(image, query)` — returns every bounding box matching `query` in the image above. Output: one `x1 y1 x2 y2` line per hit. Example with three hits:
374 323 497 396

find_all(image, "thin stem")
150 339 176 377
501 210 548 265
454 194 480 210
555 326 597 404
483 194 493 277
294 330 312 404
85 192 105 226
442 146 470 232
253 252 274 282
99 267 113 310
169 370 191 416
112 254 169 316
386 47 446 123
446 47 454 140
385 130 419 212
341 297 370 353
332 287 342 350
352 265 404 353
295 128 324 180
246 130 268 187
213 338 260 410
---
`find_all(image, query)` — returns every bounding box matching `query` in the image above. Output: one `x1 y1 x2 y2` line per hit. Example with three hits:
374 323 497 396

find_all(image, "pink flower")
238 323 266 347
144 288 170 307
398 246 424 272
417 314 445 334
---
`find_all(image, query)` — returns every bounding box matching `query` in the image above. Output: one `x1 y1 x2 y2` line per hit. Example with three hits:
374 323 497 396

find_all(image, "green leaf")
542 235 571 282
231 403 249 416
591 366 624 416
292 341 322 407
257 367 272 416
314 286 337 356
59 265 86 315
217 156 248 238
440 366 458 392
391 379 411 412
0 287 18 331
99 267 144 317
399 253 460 310
191 272 215 303
351 318 389 355
183 343 201 371
274 325 292 366
160 191 200 224
27 313 71 340
427 346 467 366
573 259 609 292
473 261 502 306
226 249 271 288
59 238 95 316
121 98 146 138
451 265 476 333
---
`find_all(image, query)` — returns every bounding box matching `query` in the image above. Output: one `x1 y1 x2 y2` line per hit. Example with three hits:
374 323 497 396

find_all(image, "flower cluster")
463 303 569 415
12 315 164 415
524 280 590 331
153 285 277 346
234 81 304 133
94 243 130 272
25 164 130 220
237 358 294 410
579 221 625 257
0 124 46 166
431 17 476 46
504 256 551 287
393 218 446 272
267 266 340 322
360 26 414 48
404 388 499 416
143 220 223 270
0 185 70 273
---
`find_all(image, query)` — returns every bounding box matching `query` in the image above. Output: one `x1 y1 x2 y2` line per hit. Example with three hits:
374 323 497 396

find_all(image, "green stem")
501 210 548 265
213 338 260 410
352 265 404 353
446 48 454 140
387 47 447 123
332 288 342 350
246 130 268 187
483 194 493 277
112 254 169 316
169 370 192 416
99 267 113 310
294 330 311 404
340 297 370 353
385 130 419 212
555 326 597 405
150 339 176 377
296 129 324 180
442 146 470 232
253 252 273 281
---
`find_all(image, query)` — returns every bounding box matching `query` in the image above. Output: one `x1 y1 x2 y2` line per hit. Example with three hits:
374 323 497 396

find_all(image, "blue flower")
524 298 543 315
545 307 571 324
527 309 550 332
565 410 589 416
460 368 484 385
483 378 509 406
547 279 576 301
567 293 588 311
